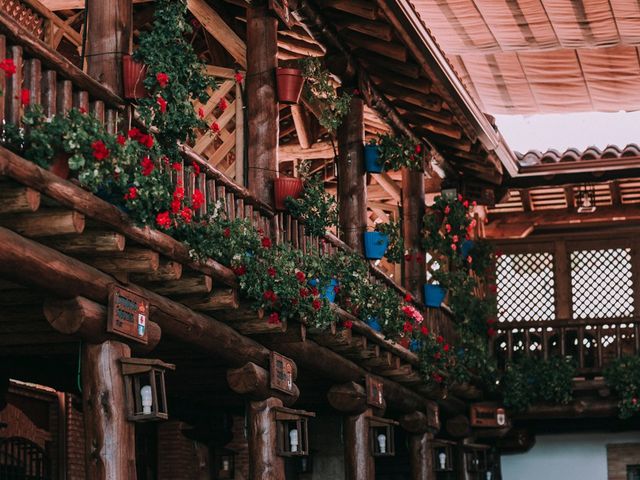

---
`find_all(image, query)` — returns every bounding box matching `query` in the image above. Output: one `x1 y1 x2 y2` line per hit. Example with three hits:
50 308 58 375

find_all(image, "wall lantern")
212 448 236 479
120 357 175 422
432 439 456 472
368 416 398 457
275 406 315 457
464 444 489 474
577 183 596 213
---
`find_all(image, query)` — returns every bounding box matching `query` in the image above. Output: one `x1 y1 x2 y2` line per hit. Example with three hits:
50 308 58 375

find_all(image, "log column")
337 95 367 253
85 0 132 94
402 163 426 300
81 341 136 479
246 5 279 208
401 410 438 480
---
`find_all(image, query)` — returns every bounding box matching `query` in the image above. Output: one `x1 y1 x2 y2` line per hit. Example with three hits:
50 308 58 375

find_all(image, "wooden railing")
0 8 455 343
492 317 640 374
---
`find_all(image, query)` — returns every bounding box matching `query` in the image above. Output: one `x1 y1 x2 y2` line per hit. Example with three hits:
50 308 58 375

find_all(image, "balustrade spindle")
24 57 40 106
577 327 585 369
615 324 622 358
41 70 56 117
6 45 22 125
56 79 72 113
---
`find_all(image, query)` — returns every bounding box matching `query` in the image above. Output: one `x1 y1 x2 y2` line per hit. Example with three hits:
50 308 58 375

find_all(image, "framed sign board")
269 0 295 28
470 404 507 428
107 285 149 344
270 352 295 394
366 375 384 408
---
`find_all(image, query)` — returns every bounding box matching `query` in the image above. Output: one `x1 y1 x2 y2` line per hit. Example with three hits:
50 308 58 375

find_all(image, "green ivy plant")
604 356 640 419
373 133 422 171
501 356 575 412
134 0 217 161
300 57 351 135
375 220 404 264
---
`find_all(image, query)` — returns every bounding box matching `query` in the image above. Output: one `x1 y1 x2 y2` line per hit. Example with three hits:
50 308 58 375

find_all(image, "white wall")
501 431 640 480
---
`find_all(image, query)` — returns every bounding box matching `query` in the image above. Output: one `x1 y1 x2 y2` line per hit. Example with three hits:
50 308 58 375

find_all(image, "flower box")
424 284 446 307
363 231 389 259
273 176 304 211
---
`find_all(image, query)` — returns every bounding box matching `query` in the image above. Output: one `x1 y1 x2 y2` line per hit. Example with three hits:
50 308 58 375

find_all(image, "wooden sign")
366 375 384 408
270 352 295 394
107 285 149 344
470 404 507 428
269 0 295 28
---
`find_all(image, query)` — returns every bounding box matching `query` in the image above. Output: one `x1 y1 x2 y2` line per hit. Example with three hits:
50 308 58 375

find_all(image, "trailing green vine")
375 220 404 264
371 133 422 171
604 356 640 419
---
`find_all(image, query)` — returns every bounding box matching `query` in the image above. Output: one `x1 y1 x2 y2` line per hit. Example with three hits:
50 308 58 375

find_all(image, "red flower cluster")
192 189 205 210
261 237 272 249
267 267 277 278
223 227 231 238
198 107 205 119
155 72 169 88
0 58 16 77
156 96 167 113
218 98 228 112
180 207 193 223
233 265 247 276
343 320 353 329
128 128 154 148
234 72 244 83
117 134 126 146
123 187 138 201
210 122 220 133
295 271 305 283
91 140 110 161
171 162 182 171
312 299 321 310
192 162 201 175
156 211 171 229
263 290 277 303
20 88 30 106
141 156 154 176
171 187 184 214
268 312 280 324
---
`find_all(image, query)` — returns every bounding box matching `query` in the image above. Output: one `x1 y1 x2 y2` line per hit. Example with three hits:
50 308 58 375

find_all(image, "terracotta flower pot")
123 54 148 100
276 68 305 104
50 153 70 179
273 176 304 211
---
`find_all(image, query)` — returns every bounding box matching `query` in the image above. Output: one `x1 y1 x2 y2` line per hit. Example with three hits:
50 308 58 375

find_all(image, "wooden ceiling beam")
371 173 401 202
279 140 335 160
340 30 407 62
318 0 379 20
324 12 394 41
489 204 640 228
42 0 151 9
290 104 319 149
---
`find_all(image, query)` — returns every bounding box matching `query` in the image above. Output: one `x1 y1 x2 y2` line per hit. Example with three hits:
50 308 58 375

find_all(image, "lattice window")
496 252 556 322
571 248 634 319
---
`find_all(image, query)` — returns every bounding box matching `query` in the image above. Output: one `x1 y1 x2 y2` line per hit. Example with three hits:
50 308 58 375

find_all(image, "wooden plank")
235 82 245 185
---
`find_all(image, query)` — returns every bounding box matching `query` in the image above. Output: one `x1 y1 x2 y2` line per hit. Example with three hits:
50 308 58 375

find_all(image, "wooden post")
409 433 433 480
81 340 136 479
248 397 286 480
337 95 366 253
246 4 279 207
344 408 374 480
85 0 132 95
402 163 426 300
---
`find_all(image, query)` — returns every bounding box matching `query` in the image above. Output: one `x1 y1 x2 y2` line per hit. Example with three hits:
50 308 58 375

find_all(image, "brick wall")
607 443 640 480
66 394 86 480
0 403 51 447
157 420 214 480
225 415 249 480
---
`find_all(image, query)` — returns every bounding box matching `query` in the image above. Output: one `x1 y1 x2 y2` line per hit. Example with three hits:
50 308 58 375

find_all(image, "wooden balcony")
492 317 639 375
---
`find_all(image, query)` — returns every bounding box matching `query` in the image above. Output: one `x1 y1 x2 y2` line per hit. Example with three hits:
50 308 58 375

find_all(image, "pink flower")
445 224 452 233
155 72 169 88
451 243 457 251
452 235 459 243
156 211 171 229
463 200 469 208
403 321 413 332
443 344 450 352
444 206 450 214
402 305 423 324
173 187 185 201
415 144 422 154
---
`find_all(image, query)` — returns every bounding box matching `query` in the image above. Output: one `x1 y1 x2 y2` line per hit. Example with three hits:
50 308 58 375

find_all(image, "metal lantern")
212 448 236 479
433 440 456 472
577 183 596 213
275 406 315 457
120 358 175 422
368 416 398 457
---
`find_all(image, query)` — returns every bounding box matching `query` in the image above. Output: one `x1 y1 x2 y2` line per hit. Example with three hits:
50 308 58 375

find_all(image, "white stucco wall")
501 431 640 480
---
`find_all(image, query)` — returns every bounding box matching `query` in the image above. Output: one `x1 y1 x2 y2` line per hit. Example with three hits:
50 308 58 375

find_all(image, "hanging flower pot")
276 67 305 104
49 152 70 179
364 144 384 173
123 54 148 100
424 284 446 308
366 317 382 332
308 278 339 303
274 176 304 211
363 231 389 260
461 239 474 259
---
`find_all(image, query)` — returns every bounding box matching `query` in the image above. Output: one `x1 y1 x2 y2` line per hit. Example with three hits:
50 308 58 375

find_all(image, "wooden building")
0 0 638 479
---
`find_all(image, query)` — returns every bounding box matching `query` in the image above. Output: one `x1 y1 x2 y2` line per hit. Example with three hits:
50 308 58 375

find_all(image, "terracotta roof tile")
515 144 640 166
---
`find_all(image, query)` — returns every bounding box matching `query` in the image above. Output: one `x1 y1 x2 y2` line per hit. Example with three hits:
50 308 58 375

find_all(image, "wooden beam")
344 409 375 480
0 209 85 237
40 230 126 254
0 184 40 214
279 141 335 160
227 362 299 406
187 0 247 68
42 0 151 9
290 104 318 149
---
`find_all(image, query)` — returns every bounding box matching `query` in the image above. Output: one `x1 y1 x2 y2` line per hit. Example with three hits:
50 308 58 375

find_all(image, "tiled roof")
516 144 640 167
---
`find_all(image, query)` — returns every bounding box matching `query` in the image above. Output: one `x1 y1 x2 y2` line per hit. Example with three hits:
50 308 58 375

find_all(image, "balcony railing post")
337 95 366 254
401 162 426 301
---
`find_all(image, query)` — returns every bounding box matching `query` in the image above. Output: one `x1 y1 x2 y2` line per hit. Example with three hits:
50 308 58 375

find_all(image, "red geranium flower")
138 133 154 148
234 72 244 83
180 207 193 223
434 352 441 360
20 88 30 106
261 237 272 248
210 122 220 133
343 320 353 329
299 288 309 298
198 107 205 119
173 187 185 201
117 134 126 146
312 299 321 310
218 98 228 111
444 205 451 214
268 312 280 324
156 95 167 113
192 162 201 175
487 327 496 337
0 58 16 76
404 293 413 302
415 144 422 154
296 271 306 283
91 140 110 161
432 373 443 383
443 344 450 352
170 198 181 214
156 211 171 229
263 290 277 302
79 107 87 114
192 189 205 210
123 186 137 200
223 227 231 238
233 265 247 276
141 156 154 176
436 335 444 343
421 326 429 335
310 286 319 296
445 224 452 233
128 128 141 139
403 321 413 332
267 267 277 278
155 72 169 88
171 162 182 171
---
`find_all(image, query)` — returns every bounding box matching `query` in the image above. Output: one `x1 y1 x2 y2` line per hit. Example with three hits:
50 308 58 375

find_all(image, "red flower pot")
276 68 305 104
274 176 303 211
50 153 70 179
123 54 148 100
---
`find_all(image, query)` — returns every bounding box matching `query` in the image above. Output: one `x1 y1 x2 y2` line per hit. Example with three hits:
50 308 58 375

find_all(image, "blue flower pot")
363 232 389 259
309 278 339 303
461 239 474 258
366 317 382 332
424 284 446 307
364 144 384 173
95 185 130 214
410 339 423 352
